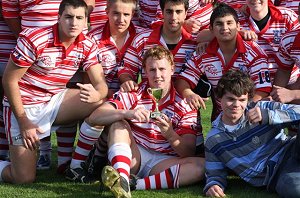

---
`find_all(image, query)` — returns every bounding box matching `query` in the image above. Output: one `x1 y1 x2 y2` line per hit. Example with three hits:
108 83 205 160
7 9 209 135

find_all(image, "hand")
200 0 214 4
77 83 100 103
154 114 174 139
19 117 44 151
185 93 208 110
270 85 295 103
120 80 138 92
239 30 258 41
247 106 262 124
183 18 202 34
126 107 150 122
206 185 226 197
196 42 209 55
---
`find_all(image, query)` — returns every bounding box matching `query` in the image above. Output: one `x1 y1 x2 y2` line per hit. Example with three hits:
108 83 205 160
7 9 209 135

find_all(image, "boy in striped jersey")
176 3 272 122
87 46 204 198
0 0 107 184
118 0 201 92
67 0 143 182
205 69 300 198
271 4 300 104
2 0 96 172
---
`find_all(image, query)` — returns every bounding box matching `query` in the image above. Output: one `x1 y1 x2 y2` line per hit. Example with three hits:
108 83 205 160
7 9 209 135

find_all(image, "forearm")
196 29 214 43
88 104 128 126
2 76 26 123
175 78 193 97
3 17 21 38
94 83 108 101
119 73 134 84
252 90 269 102
273 68 291 87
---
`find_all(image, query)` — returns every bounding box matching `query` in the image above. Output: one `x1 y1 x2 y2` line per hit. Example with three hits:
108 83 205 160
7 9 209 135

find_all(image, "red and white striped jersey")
217 0 245 9
3 24 100 106
179 34 272 92
272 0 300 15
139 0 212 28
138 0 159 28
275 30 300 71
238 5 300 82
0 1 16 66
87 22 143 91
108 81 202 156
89 0 108 29
119 23 196 81
2 0 61 29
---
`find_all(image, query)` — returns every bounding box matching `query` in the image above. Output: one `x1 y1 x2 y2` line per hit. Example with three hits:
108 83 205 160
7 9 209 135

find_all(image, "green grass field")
0 99 279 197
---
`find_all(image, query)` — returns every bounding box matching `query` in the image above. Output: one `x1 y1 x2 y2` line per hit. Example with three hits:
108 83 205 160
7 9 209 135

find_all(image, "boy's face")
106 1 135 35
220 91 248 125
58 5 87 40
145 56 174 96
162 2 187 33
210 15 240 43
246 0 268 14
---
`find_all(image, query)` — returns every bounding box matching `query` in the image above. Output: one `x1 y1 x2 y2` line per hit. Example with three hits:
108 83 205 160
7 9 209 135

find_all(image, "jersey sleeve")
178 51 203 89
175 109 200 136
248 42 272 93
274 33 296 71
11 29 37 67
81 40 101 72
2 0 20 19
107 91 138 110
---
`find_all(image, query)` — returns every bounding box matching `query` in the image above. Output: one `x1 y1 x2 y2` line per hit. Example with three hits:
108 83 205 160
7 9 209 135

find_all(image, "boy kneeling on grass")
204 69 300 198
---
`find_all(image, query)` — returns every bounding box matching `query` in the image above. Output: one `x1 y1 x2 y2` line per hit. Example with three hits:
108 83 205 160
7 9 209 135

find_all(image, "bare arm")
273 68 291 87
3 17 21 38
84 0 95 15
2 59 42 150
85 63 108 102
175 78 206 110
252 90 269 102
119 73 138 92
88 102 150 126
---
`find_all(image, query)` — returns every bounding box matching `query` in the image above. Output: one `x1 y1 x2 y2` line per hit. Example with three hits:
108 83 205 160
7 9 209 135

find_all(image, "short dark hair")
142 46 174 68
210 3 239 26
59 0 88 17
216 70 254 99
159 0 189 12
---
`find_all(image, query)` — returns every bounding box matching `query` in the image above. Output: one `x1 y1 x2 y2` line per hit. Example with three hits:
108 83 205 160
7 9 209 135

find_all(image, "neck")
219 38 237 55
58 28 76 49
110 28 129 50
162 26 182 44
158 84 172 104
250 7 269 21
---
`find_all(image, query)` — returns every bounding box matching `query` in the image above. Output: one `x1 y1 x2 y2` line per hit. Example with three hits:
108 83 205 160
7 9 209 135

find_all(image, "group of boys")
1 0 300 198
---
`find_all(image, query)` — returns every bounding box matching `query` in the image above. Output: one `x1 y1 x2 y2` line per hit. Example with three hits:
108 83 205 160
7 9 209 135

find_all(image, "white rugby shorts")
3 90 67 145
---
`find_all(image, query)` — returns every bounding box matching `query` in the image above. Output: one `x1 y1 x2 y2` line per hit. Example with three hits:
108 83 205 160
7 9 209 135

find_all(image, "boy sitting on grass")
205 69 300 198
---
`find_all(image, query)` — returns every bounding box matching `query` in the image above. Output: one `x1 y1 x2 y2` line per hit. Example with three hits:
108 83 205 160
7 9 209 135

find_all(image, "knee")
11 166 36 184
13 173 36 184
108 120 130 136
189 158 205 180
276 173 300 198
